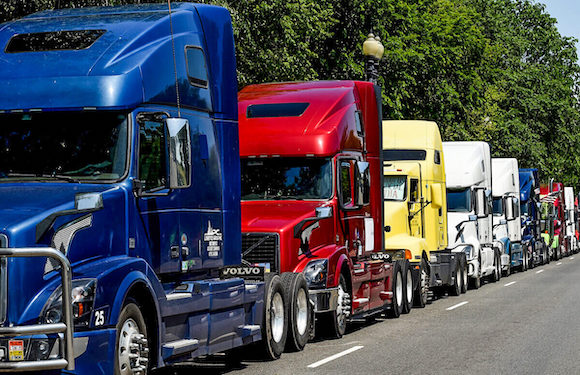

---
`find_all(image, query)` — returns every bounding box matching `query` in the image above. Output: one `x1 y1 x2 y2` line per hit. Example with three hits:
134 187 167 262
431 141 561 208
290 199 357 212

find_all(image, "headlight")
42 279 97 328
303 259 328 288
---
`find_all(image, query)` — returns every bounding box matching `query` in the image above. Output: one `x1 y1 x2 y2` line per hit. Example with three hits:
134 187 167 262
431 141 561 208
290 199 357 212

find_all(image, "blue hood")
0 183 128 325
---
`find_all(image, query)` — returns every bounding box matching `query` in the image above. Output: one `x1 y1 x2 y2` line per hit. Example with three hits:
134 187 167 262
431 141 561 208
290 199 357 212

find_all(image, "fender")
292 244 350 288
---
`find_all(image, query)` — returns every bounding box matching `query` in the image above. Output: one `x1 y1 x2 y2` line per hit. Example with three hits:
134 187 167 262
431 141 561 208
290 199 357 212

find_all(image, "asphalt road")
157 255 580 375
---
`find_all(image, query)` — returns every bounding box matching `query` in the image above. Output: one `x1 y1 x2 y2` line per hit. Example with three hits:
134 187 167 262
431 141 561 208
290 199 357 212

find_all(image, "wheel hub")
271 292 285 343
296 288 308 336
118 318 149 375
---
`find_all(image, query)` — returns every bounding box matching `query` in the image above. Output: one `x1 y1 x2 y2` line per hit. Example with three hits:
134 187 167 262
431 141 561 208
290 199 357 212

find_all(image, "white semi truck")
564 187 577 254
443 142 501 289
492 158 525 274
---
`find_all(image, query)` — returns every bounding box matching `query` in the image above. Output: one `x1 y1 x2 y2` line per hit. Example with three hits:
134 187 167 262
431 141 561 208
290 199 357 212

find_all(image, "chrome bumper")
308 287 339 313
0 248 74 372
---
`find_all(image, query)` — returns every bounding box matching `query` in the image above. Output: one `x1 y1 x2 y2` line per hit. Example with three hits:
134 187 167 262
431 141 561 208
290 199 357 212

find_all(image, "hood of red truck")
241 200 335 273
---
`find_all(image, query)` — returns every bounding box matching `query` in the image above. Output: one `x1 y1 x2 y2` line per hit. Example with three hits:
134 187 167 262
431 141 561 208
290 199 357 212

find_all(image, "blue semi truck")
519 168 550 267
0 4 292 374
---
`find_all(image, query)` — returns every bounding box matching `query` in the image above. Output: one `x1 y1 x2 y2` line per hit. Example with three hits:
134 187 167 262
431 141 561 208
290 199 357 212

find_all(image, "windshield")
241 157 332 200
493 197 504 215
447 188 471 212
0 112 128 182
383 176 407 201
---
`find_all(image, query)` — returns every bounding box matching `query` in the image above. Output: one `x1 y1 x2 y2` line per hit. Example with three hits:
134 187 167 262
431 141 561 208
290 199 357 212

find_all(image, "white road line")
504 281 516 287
557 262 562 265
536 269 544 274
307 346 364 368
446 301 469 311
570 256 575 260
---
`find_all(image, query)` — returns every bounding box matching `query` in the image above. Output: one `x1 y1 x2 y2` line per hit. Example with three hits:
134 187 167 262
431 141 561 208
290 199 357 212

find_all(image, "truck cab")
0 4 285 373
540 182 565 260
443 142 500 288
239 81 404 338
519 168 549 266
563 187 578 255
492 158 524 273
382 121 466 302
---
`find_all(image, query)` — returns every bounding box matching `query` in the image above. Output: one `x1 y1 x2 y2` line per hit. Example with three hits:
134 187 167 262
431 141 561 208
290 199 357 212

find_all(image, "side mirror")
468 214 477 222
315 206 333 219
430 183 443 209
506 196 515 221
354 161 370 206
165 118 192 189
475 188 486 218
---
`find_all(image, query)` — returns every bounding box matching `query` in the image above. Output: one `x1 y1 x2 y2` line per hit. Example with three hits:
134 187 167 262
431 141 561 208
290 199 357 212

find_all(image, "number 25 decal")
94 310 105 326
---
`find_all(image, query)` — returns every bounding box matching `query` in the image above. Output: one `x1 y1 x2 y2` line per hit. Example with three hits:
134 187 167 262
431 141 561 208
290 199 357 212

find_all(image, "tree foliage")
1 0 579 185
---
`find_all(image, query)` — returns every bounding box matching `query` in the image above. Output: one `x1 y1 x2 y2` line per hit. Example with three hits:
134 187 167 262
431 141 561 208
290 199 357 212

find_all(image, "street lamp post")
362 33 384 84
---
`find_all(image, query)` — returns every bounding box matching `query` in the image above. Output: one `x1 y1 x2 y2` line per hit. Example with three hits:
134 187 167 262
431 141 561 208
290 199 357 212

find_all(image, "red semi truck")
238 81 410 339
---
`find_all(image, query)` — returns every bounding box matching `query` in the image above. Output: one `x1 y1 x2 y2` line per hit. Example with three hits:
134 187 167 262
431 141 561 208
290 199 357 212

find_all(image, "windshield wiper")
6 173 79 183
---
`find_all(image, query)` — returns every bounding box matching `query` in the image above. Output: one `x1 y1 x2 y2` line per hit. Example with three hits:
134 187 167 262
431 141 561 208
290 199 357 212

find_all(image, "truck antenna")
167 0 182 117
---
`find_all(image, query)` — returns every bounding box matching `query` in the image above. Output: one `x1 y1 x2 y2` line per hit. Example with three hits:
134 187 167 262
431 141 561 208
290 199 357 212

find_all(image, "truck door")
338 159 365 259
408 178 422 238
136 116 182 275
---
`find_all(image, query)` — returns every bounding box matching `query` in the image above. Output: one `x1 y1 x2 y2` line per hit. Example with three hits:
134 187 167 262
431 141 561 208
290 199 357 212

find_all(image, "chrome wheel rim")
296 288 308 336
118 318 148 375
335 283 348 330
396 270 403 308
271 292 285 343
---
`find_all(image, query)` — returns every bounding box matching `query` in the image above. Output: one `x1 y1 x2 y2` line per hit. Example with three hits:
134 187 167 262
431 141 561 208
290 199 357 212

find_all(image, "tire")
528 247 535 269
469 255 481 289
280 273 311 352
260 274 287 359
402 261 413 314
491 252 501 283
319 274 349 338
461 259 468 294
413 259 429 307
521 249 527 272
386 262 404 318
115 300 150 375
448 260 461 296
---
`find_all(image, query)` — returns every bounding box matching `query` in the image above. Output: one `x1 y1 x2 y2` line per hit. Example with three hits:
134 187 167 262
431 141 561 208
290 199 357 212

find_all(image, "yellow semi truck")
382 121 467 308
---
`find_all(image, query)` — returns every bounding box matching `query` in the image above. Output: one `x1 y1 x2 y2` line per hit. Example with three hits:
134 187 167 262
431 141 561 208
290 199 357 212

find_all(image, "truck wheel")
470 256 481 289
260 274 287 359
545 245 550 264
319 274 349 338
449 261 461 296
386 262 403 318
522 250 528 271
461 259 468 294
280 273 311 352
413 259 429 307
115 300 150 375
402 261 413 314
492 252 501 282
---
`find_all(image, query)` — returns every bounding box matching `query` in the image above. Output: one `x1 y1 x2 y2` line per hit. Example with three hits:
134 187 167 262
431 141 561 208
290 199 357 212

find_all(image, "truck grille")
241 233 279 273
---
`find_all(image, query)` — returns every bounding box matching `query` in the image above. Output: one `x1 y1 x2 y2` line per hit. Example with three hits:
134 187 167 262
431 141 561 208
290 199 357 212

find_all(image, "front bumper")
308 287 339 313
0 247 74 372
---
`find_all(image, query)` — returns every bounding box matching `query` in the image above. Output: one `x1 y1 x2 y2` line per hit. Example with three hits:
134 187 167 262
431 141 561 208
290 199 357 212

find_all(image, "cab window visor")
6 30 106 53
247 103 309 118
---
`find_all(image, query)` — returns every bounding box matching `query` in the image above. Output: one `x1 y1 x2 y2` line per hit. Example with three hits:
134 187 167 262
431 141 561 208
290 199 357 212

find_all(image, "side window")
409 179 419 203
434 150 441 165
139 121 166 191
340 161 352 206
185 46 209 88
355 111 363 136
